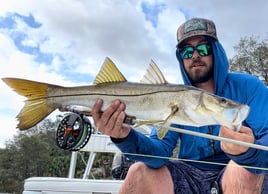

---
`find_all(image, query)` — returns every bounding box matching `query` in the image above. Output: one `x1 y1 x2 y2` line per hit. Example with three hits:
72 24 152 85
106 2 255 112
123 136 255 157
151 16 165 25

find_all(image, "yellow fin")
93 57 127 85
157 105 179 139
17 99 55 130
157 128 168 139
2 78 56 130
140 60 168 84
134 119 169 140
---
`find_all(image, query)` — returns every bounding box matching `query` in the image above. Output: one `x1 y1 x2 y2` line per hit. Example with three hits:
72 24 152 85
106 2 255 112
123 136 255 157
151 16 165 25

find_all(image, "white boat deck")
23 126 151 194
23 177 123 194
23 134 122 194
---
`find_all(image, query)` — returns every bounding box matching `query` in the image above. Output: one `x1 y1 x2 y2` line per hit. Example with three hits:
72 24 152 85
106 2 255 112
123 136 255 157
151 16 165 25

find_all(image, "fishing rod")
54 107 268 172
55 106 268 152
160 124 268 152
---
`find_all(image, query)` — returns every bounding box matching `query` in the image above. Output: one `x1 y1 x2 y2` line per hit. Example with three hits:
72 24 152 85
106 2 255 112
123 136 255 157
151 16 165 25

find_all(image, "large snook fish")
2 57 249 138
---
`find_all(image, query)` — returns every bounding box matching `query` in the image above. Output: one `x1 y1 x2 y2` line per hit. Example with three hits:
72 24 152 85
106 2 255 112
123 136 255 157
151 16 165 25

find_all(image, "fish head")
200 92 250 128
170 89 250 128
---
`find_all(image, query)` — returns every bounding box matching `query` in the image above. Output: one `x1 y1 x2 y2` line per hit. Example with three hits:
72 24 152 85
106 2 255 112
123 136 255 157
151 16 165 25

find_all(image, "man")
91 18 268 193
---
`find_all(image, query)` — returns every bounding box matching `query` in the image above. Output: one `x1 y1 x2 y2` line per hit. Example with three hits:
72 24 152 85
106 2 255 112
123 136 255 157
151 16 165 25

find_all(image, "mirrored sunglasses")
179 43 212 59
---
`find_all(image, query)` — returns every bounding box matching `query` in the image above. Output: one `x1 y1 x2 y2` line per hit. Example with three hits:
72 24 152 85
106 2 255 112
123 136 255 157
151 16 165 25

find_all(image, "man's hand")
91 99 131 139
220 126 255 155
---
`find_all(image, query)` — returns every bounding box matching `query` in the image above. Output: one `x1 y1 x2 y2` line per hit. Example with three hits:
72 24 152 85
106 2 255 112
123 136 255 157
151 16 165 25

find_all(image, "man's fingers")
91 99 126 131
238 126 253 135
220 125 254 155
91 98 104 122
104 101 126 130
91 99 131 139
114 111 126 130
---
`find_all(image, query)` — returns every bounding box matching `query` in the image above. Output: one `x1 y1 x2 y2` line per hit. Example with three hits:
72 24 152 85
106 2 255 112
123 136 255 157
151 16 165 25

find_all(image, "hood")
176 37 229 95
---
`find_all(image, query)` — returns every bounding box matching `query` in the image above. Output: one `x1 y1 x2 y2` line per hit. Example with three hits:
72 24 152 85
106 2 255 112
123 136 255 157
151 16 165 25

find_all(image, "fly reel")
56 113 92 151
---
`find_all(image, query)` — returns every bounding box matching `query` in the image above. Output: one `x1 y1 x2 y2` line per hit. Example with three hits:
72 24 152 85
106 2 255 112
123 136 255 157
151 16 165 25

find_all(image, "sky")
0 0 268 148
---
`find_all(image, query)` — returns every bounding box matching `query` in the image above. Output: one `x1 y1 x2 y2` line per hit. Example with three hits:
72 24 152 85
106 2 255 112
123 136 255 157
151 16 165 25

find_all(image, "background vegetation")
229 35 268 85
0 116 114 193
0 35 267 193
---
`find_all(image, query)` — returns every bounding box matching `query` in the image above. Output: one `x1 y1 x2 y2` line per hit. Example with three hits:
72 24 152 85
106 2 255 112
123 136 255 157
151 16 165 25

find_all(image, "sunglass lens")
197 44 211 56
180 47 194 59
180 43 211 59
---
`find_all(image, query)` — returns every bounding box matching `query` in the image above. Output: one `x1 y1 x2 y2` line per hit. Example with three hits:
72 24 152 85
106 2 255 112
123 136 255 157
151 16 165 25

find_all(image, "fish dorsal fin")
140 60 168 84
93 57 127 85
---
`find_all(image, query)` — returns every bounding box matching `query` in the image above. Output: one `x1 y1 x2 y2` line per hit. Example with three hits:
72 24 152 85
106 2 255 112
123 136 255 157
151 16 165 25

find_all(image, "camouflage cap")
177 18 218 47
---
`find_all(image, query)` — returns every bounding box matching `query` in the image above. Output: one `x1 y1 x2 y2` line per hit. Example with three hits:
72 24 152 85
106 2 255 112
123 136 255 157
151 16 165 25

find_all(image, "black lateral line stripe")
27 90 177 101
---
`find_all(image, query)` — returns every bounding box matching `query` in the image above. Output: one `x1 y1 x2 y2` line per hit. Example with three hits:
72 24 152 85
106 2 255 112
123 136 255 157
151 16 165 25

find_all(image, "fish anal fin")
140 60 168 84
93 57 127 85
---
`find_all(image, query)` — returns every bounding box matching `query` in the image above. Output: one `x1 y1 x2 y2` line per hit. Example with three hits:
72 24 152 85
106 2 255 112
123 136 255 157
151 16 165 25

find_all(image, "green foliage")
0 117 71 193
229 34 268 85
91 152 114 179
0 116 114 193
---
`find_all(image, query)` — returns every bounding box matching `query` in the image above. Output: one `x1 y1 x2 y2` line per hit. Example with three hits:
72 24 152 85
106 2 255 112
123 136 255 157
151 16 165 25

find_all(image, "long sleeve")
112 128 179 168
227 76 268 174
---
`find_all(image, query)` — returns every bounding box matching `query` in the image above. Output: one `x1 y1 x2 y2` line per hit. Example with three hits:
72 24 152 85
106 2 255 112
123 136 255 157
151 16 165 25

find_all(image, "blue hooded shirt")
114 38 268 174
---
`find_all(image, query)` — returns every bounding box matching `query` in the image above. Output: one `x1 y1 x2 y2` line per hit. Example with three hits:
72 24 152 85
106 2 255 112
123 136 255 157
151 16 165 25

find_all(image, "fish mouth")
232 105 250 125
223 104 250 127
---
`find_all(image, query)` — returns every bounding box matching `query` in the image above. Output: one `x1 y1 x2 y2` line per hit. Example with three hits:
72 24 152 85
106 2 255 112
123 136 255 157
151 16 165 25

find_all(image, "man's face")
180 36 214 85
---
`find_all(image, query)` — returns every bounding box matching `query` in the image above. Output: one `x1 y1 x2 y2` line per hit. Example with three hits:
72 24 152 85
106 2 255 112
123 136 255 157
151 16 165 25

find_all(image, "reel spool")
56 113 92 151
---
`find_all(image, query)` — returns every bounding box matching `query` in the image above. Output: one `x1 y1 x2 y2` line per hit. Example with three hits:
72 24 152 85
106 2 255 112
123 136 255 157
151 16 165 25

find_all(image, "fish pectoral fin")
134 120 168 140
162 104 179 124
157 119 170 139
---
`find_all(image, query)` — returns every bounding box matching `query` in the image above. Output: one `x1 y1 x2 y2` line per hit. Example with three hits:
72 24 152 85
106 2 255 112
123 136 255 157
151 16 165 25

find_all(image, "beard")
186 59 214 85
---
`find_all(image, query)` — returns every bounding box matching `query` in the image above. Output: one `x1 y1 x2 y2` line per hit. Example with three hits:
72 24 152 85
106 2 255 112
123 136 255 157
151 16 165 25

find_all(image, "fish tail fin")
2 78 56 130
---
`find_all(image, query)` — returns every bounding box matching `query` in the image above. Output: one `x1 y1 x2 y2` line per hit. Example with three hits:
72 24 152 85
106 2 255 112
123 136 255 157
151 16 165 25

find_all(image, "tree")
0 115 114 193
229 35 268 85
0 117 72 193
